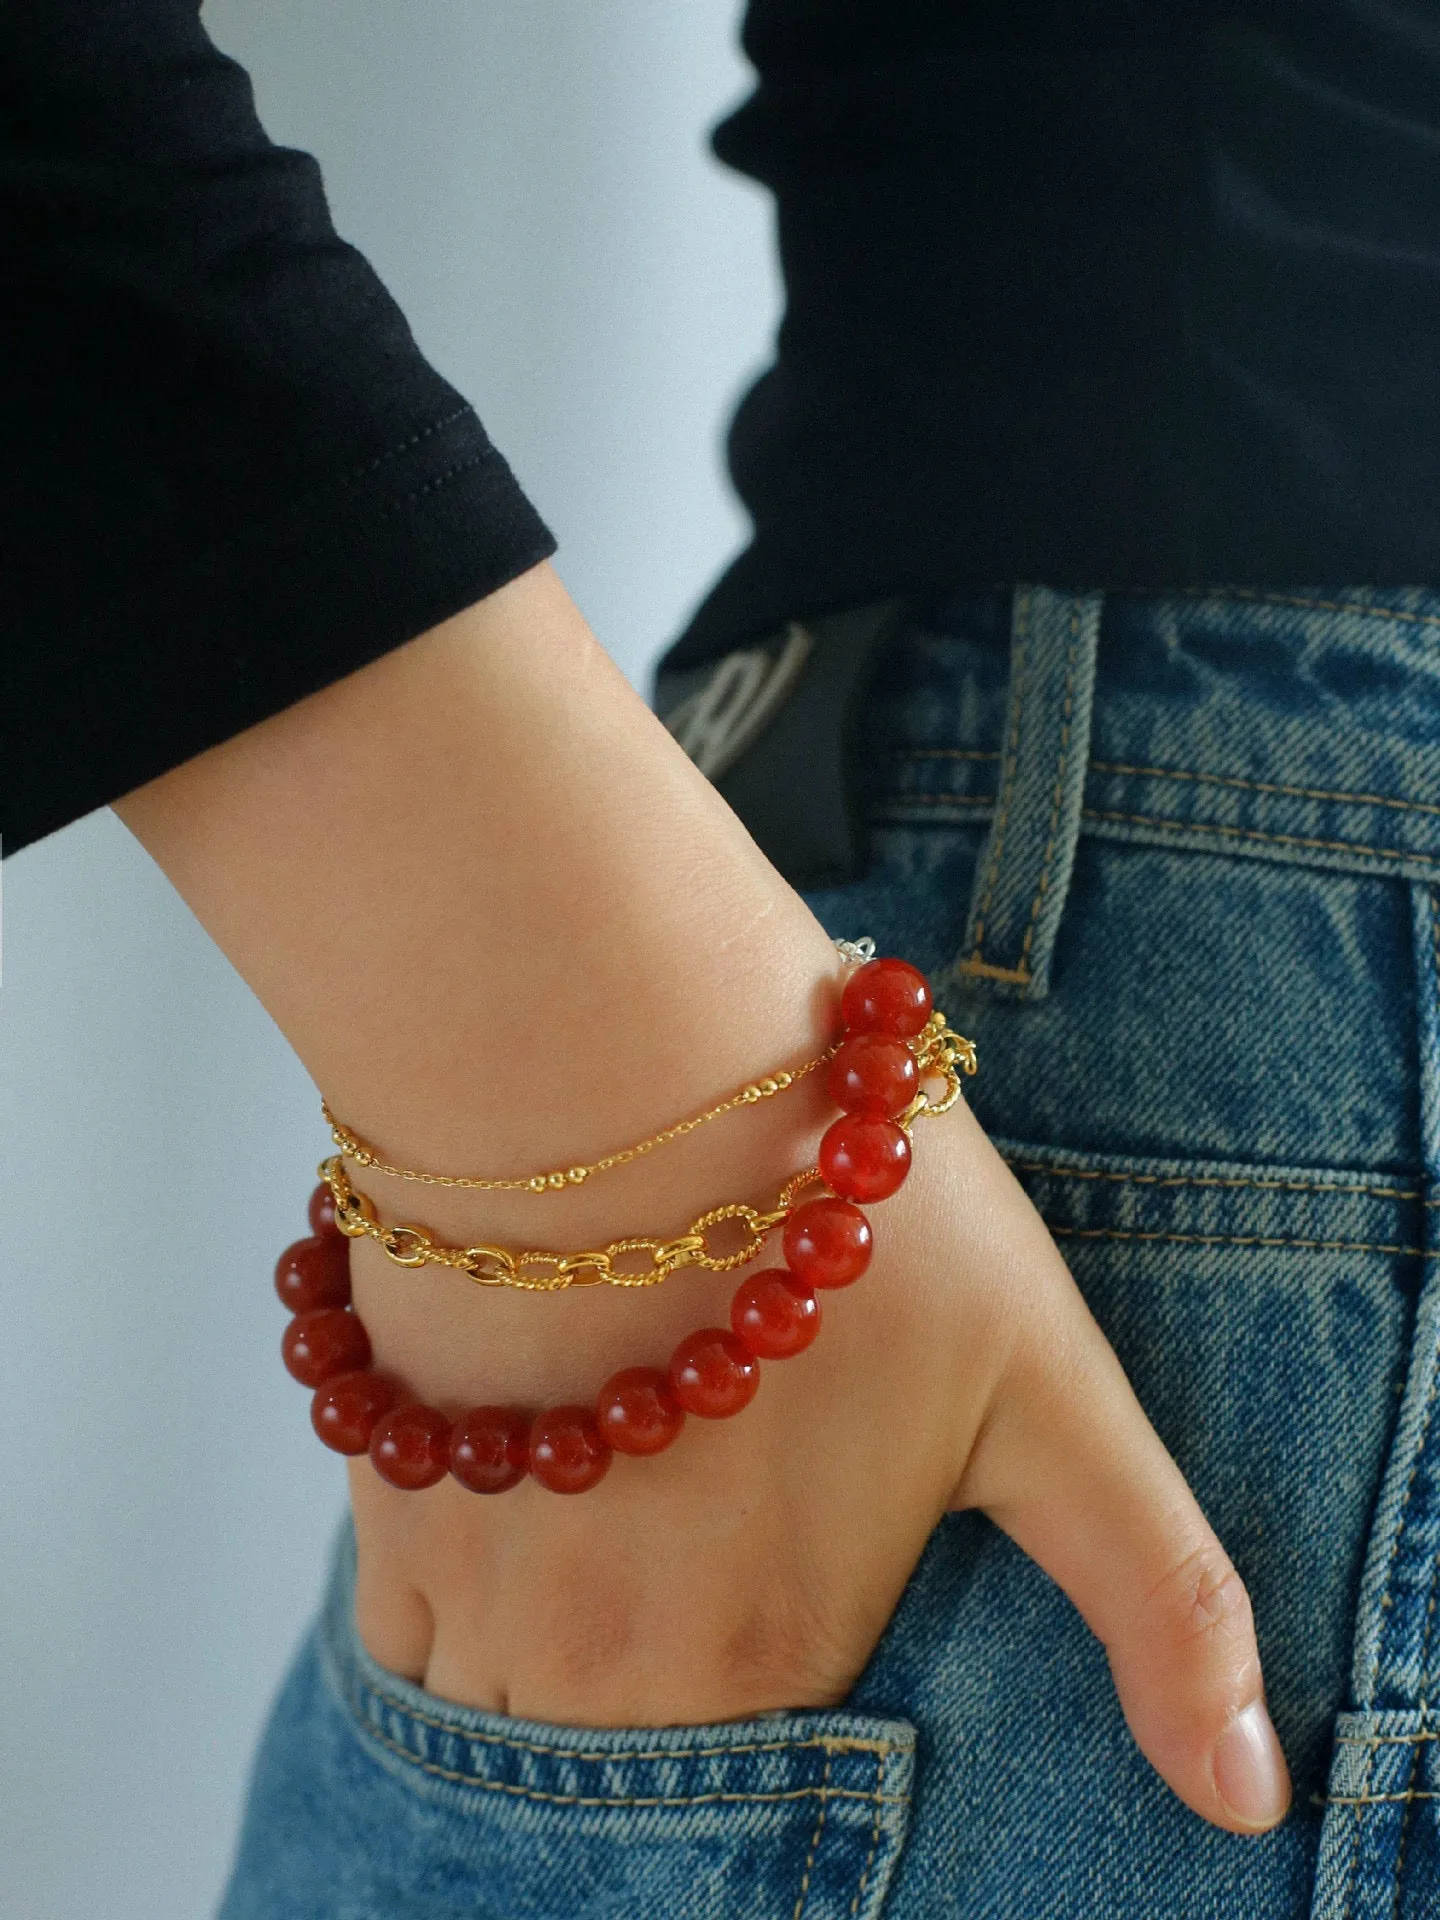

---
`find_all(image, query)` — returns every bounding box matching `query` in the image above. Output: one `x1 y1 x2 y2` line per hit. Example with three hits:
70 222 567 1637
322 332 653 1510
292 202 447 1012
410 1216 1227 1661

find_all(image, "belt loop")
949 584 1103 1001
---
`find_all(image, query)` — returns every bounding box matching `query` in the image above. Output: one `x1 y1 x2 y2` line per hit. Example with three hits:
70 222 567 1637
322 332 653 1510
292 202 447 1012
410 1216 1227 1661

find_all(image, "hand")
347 1084 1292 1837
112 563 1289 1836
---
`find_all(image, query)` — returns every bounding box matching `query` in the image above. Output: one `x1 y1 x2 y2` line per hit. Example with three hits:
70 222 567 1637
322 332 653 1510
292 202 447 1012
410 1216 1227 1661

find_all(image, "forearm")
115 560 838 1183
115 563 844 1406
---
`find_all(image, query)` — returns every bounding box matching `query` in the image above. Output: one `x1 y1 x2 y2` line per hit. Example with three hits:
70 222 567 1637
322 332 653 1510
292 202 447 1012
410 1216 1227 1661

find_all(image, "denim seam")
1390 1753 1419 1920
1366 1376 1440 1701
791 1751 831 1920
1341 1731 1372 1920
1176 587 1440 634
1337 1731 1440 1746
352 1679 901 1764
896 749 1440 821
893 756 1440 828
1006 1161 1429 1202
1016 600 1083 973
1357 896 1440 1736
848 1757 887 1918
964 587 1031 970
872 793 1440 870
350 1713 905 1808
1081 807 1440 870
1329 1791 1440 1805
1045 1226 1432 1257
1411 908 1440 1722
1089 761 1440 822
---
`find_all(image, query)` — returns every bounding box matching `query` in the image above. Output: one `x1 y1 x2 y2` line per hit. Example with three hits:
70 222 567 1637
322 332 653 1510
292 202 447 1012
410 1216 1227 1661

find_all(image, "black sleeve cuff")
3 407 556 856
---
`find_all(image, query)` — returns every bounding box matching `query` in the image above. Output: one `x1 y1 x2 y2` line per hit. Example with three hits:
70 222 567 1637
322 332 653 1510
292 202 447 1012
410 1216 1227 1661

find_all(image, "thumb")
957 1303 1292 1834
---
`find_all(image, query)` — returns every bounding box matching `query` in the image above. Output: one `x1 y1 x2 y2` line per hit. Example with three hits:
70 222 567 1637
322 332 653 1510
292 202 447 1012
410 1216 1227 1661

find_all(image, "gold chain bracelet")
318 1012 976 1293
320 1042 837 1196
321 1155 830 1291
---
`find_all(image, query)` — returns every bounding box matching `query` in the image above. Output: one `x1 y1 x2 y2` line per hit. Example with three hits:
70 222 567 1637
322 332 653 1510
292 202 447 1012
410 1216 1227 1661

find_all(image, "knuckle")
1142 1541 1255 1656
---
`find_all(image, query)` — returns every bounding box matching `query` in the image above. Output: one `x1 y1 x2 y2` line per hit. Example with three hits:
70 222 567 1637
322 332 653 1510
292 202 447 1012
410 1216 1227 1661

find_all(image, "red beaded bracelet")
271 955 967 1496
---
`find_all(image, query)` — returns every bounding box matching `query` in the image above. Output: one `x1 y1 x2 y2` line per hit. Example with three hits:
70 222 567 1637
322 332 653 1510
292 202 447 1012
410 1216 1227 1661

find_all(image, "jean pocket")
1004 1139 1424 1811
222 1520 917 1920
1311 1711 1440 1920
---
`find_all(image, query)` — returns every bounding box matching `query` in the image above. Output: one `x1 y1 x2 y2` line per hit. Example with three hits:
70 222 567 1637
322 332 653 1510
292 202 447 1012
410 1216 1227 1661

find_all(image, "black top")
6 1 1440 854
2 3 555 855
667 0 1440 667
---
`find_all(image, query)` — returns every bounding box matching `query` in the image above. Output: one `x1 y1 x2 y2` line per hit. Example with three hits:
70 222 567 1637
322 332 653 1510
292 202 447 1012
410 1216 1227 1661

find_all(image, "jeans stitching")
1045 1226 1432 1257
1337 1731 1440 1747
1358 889 1440 1723
791 1752 831 1920
1005 1160 1428 1203
1088 760 1440 821
1016 600 1083 972
1175 587 1440 634
354 1711 902 1808
847 1754 888 1919
1331 1791 1440 1805
353 1678 899 1764
1367 1365 1440 1696
1408 905 1440 1728
872 793 1440 870
1081 807 1440 870
963 588 1031 967
1389 1752 1419 1920
1341 1730 1375 1920
895 749 1440 821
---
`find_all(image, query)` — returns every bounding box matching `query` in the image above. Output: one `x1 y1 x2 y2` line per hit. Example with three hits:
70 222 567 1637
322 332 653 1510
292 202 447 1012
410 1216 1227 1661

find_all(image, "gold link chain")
320 1012 975 1292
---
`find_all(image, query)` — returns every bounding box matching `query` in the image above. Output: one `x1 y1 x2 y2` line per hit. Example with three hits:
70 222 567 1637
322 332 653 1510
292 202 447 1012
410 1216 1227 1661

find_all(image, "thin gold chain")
320 1012 977 1292
320 1043 838 1195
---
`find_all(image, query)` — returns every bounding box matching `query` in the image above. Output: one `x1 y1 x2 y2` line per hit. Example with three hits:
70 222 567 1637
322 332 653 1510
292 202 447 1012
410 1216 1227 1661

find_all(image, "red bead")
370 1402 452 1490
307 1183 342 1238
669 1328 760 1419
783 1197 874 1288
311 1370 400 1455
529 1405 612 1494
819 1114 912 1203
450 1406 530 1493
274 1234 351 1313
596 1367 685 1457
840 956 932 1039
826 1032 919 1115
282 1307 371 1387
731 1269 820 1359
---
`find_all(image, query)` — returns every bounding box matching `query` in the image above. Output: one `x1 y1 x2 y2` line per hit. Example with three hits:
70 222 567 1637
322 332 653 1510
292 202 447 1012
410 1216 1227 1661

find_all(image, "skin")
114 559 1291 1833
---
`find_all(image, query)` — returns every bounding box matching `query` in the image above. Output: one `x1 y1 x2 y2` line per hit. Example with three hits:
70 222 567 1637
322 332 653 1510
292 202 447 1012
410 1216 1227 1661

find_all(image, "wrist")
340 926 849 1405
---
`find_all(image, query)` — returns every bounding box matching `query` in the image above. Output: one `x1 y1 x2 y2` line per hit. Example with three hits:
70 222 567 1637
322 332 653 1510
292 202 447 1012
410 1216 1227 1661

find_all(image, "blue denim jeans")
221 586 1440 1918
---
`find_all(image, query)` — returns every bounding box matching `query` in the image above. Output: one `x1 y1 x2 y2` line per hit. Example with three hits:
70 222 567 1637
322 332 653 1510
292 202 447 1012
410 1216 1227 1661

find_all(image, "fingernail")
1213 1700 1291 1829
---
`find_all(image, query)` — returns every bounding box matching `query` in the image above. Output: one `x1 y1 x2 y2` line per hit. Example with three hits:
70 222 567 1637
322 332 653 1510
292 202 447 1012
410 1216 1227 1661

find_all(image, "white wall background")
0 6 778 1913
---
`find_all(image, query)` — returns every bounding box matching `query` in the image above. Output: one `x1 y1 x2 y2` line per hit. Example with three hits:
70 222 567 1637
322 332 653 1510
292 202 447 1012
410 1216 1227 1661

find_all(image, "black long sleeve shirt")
7 1 1440 853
